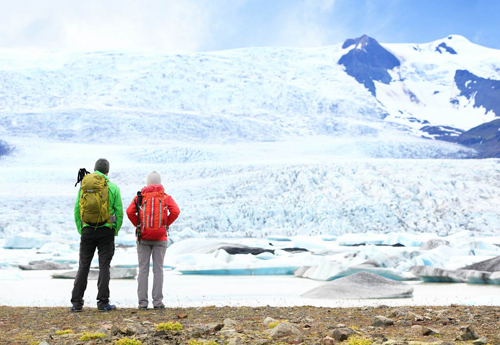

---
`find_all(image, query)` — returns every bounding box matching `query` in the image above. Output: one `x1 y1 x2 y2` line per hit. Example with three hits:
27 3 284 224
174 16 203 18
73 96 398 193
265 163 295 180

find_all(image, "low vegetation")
155 321 183 331
79 331 106 341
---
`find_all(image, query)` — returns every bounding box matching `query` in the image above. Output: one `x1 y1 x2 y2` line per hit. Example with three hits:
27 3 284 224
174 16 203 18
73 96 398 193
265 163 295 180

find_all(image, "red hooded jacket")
126 184 180 241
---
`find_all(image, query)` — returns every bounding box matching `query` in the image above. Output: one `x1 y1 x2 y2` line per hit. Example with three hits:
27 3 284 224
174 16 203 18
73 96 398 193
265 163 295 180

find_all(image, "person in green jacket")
71 158 123 312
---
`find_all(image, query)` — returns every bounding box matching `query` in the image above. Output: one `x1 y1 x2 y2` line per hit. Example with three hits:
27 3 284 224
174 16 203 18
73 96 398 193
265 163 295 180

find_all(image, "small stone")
97 327 109 335
422 327 440 336
177 313 188 319
331 328 357 342
207 323 224 333
123 319 134 323
460 325 480 341
372 333 387 342
142 321 153 325
373 316 394 327
255 339 271 345
223 318 239 329
39 342 50 345
263 317 277 324
407 312 424 322
101 324 112 330
473 337 488 345
110 325 120 336
336 324 346 328
218 329 239 337
322 336 335 345
268 322 302 338
411 325 423 332
390 308 409 318
305 316 314 323
227 337 243 345
135 326 147 335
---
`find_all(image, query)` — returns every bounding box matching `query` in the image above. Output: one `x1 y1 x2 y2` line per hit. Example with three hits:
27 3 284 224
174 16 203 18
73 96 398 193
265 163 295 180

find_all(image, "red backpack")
136 185 168 241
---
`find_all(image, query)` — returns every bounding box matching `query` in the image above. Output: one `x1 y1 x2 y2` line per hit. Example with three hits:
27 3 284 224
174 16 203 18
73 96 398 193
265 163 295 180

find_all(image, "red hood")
141 184 165 194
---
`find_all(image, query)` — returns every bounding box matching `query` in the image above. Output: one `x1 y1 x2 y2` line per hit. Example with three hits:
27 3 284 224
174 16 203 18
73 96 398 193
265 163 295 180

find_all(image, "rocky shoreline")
0 305 498 345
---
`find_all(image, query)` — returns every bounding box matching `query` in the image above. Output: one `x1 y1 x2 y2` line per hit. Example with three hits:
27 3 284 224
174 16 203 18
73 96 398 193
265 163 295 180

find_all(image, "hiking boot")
138 305 148 311
98 304 116 312
153 304 165 310
71 306 82 313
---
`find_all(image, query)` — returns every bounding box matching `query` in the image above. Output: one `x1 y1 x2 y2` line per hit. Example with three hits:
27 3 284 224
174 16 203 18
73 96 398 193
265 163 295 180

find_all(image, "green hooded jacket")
74 171 124 236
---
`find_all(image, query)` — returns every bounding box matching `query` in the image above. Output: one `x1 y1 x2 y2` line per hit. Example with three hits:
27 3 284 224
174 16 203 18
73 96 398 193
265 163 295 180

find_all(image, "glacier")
0 35 500 307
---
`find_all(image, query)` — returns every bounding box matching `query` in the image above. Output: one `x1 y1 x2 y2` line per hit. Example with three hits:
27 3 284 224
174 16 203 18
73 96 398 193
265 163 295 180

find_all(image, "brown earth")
0 305 498 345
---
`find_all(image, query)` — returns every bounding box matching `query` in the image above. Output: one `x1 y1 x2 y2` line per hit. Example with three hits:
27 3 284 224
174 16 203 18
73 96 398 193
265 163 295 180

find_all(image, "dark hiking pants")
71 226 115 309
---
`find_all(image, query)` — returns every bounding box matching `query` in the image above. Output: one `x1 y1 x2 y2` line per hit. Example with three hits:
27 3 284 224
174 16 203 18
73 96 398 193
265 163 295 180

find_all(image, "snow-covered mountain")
0 35 500 240
0 34 498 156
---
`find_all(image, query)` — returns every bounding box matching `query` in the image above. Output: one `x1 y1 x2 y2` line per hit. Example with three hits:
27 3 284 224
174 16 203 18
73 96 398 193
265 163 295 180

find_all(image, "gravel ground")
0 305 499 345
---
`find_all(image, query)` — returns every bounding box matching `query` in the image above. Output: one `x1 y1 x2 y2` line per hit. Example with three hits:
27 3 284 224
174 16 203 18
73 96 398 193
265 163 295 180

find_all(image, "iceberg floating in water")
294 260 411 281
179 267 298 275
411 255 500 284
170 227 204 243
166 238 317 275
4 233 51 249
409 265 473 283
52 267 137 280
466 271 500 285
19 260 71 270
462 255 500 272
301 272 414 299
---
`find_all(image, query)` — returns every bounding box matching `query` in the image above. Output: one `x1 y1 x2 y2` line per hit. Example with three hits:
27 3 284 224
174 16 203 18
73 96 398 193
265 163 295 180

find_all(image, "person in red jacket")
126 171 180 310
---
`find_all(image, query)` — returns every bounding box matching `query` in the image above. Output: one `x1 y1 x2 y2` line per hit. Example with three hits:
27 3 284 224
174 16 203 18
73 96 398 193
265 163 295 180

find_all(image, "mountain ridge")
0 34 499 157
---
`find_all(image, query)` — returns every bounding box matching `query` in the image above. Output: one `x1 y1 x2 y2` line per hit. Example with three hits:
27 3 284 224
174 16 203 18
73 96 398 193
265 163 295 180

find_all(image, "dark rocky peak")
452 119 500 158
341 34 373 50
338 35 400 96
455 69 500 116
435 42 457 55
0 139 12 157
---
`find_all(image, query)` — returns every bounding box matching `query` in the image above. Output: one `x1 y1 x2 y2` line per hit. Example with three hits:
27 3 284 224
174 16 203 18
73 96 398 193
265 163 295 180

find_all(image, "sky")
0 0 498 53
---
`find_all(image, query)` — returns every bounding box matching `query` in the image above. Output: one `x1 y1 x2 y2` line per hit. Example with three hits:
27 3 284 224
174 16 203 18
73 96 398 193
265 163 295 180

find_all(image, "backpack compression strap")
135 191 143 243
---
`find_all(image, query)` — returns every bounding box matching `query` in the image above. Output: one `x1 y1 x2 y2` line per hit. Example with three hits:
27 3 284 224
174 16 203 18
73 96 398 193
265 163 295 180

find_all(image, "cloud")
0 0 239 52
275 0 338 47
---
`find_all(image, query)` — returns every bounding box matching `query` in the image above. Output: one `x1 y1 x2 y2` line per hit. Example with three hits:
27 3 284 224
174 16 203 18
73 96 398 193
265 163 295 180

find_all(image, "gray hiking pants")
137 240 167 308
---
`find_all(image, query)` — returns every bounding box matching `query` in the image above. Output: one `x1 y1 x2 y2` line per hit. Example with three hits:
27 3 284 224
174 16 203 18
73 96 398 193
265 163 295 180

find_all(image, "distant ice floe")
301 272 414 299
150 232 500 286
52 268 137 280
410 254 500 285
4 232 51 249
3 229 500 287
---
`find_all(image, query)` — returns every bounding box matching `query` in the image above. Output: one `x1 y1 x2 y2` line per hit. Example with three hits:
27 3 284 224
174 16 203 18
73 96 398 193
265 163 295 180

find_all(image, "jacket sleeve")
113 186 124 236
74 189 82 235
74 188 82 235
126 196 139 227
165 196 180 227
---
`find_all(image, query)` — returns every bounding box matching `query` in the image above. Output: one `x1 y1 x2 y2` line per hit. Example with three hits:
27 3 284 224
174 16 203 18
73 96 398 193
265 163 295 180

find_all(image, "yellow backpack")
79 173 110 227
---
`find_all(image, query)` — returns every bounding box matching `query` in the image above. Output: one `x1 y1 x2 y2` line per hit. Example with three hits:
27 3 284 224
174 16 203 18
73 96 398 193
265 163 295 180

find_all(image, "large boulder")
301 272 413 299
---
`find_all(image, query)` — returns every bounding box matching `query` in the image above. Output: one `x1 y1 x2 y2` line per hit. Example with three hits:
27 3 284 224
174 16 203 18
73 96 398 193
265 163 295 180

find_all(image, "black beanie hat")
94 158 110 174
